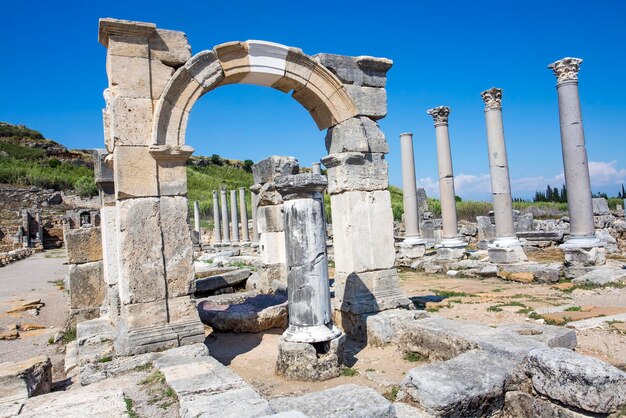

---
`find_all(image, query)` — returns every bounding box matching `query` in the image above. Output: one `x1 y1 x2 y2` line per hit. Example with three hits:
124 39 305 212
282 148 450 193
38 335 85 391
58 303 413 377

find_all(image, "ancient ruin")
1 14 625 418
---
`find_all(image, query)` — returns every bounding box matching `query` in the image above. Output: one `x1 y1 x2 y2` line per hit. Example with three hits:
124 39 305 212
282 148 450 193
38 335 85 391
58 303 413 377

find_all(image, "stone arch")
152 40 358 148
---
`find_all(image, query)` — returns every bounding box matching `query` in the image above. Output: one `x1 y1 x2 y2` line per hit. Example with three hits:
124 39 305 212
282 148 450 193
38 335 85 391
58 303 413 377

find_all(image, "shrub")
74 176 98 197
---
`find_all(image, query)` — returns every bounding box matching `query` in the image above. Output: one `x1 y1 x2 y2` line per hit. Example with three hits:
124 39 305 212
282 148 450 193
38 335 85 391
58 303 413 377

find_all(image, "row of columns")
399 57 602 264
192 187 256 245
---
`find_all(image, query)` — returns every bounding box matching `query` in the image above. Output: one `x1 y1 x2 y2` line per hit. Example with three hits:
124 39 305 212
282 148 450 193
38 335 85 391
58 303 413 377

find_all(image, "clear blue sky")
1 0 625 200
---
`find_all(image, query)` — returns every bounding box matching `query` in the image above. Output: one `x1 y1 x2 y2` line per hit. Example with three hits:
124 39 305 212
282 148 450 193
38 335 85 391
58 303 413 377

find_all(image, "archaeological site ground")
1 11 626 418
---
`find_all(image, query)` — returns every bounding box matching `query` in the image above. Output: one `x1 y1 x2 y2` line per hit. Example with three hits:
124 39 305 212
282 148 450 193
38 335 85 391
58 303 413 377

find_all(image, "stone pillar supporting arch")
99 17 407 351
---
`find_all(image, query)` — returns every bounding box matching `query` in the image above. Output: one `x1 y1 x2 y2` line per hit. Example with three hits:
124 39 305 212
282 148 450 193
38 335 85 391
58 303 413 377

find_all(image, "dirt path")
0 249 69 381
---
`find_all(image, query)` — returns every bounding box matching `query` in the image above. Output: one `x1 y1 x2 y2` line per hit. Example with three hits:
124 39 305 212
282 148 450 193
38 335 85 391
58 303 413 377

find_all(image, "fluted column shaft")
399 133 424 244
220 188 230 243
212 191 221 243
239 188 249 242
230 190 240 242
481 88 519 247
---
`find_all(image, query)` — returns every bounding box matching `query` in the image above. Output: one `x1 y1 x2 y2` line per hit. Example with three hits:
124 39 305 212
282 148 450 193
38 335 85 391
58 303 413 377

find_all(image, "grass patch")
341 367 359 377
98 356 113 363
426 306 441 313
141 370 178 410
564 306 582 312
528 311 542 320
47 336 54 344
488 301 528 312
563 282 626 293
48 279 65 290
227 261 255 271
141 371 166 386
383 386 400 402
403 352 427 362
492 288 503 293
517 307 534 315
134 362 153 372
62 328 76 343
365 368 375 372
429 289 469 298
124 397 139 418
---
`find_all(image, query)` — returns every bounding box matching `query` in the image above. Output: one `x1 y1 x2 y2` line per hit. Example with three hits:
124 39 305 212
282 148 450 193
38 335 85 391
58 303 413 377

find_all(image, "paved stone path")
0 249 68 378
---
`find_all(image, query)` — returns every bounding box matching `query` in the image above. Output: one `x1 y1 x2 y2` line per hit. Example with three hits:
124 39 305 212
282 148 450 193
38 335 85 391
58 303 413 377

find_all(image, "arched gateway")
98 18 410 355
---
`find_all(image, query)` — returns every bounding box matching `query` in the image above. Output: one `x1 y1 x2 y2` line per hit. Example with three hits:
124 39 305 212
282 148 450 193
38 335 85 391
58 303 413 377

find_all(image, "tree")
210 154 223 166
243 159 254 173
560 184 567 203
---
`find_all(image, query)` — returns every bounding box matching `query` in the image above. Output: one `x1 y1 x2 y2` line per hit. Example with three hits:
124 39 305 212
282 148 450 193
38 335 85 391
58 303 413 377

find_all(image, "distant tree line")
533 184 568 203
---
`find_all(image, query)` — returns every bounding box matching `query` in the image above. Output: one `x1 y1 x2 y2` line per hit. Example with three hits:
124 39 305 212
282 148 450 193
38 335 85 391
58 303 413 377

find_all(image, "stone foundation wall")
63 227 105 324
0 248 34 267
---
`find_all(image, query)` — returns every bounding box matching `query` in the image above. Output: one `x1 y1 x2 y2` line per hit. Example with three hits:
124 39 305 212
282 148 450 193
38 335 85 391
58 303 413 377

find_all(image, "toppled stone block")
64 227 103 264
399 350 515 417
525 347 626 414
0 356 52 415
334 269 411 315
198 294 287 333
503 390 589 418
195 269 252 294
488 246 528 264
563 246 606 267
571 266 626 285
270 384 395 417
252 156 299 185
366 309 429 347
592 197 610 215
275 333 345 381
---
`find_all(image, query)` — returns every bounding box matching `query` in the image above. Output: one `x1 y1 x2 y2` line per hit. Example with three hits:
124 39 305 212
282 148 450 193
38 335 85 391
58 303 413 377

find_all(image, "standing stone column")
426 106 465 259
548 57 604 266
274 173 344 381
212 190 221 244
239 188 249 242
481 88 527 264
192 201 201 246
251 191 259 243
399 133 427 243
230 190 240 242
220 188 230 243
311 162 322 175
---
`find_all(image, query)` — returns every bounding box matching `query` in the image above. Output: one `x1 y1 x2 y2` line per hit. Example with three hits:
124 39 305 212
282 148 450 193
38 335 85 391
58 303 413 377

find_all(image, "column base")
488 245 528 264
560 235 605 250
283 323 342 344
436 237 466 248
436 246 465 260
114 319 205 356
275 332 345 381
403 236 427 246
489 236 522 249
397 241 426 261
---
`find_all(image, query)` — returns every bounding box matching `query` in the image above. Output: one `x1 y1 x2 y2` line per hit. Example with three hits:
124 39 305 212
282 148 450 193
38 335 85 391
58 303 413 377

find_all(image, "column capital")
548 57 583 84
426 106 451 127
480 87 503 110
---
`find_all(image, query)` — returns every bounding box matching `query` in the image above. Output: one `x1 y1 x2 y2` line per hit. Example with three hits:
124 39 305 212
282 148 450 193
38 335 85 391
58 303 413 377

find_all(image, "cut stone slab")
16 377 127 418
0 356 51 417
571 266 626 285
503 390 590 418
195 266 239 279
154 344 273 418
64 226 103 264
399 350 516 417
540 307 626 325
270 384 395 417
566 313 626 330
197 294 288 333
195 269 252 294
525 347 626 414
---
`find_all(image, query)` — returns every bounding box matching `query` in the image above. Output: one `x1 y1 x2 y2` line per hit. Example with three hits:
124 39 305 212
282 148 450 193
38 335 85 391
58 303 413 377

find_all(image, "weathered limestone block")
155 158 189 196
270 384 395 417
185 50 225 90
252 156 299 185
149 58 176 101
259 231 287 265
257 205 284 233
106 54 152 99
322 152 388 195
68 261 105 310
160 196 195 298
343 84 387 120
195 269 252 294
120 300 169 329
109 96 154 147
563 246 606 267
150 28 192 67
275 334 345 381
116 197 166 304
64 227 103 264
330 190 395 273
488 246 528 264
334 269 411 314
503 390 589 418
0 356 52 415
525 347 626 414
315 54 393 87
592 197 610 215
325 116 389 154
113 146 158 199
